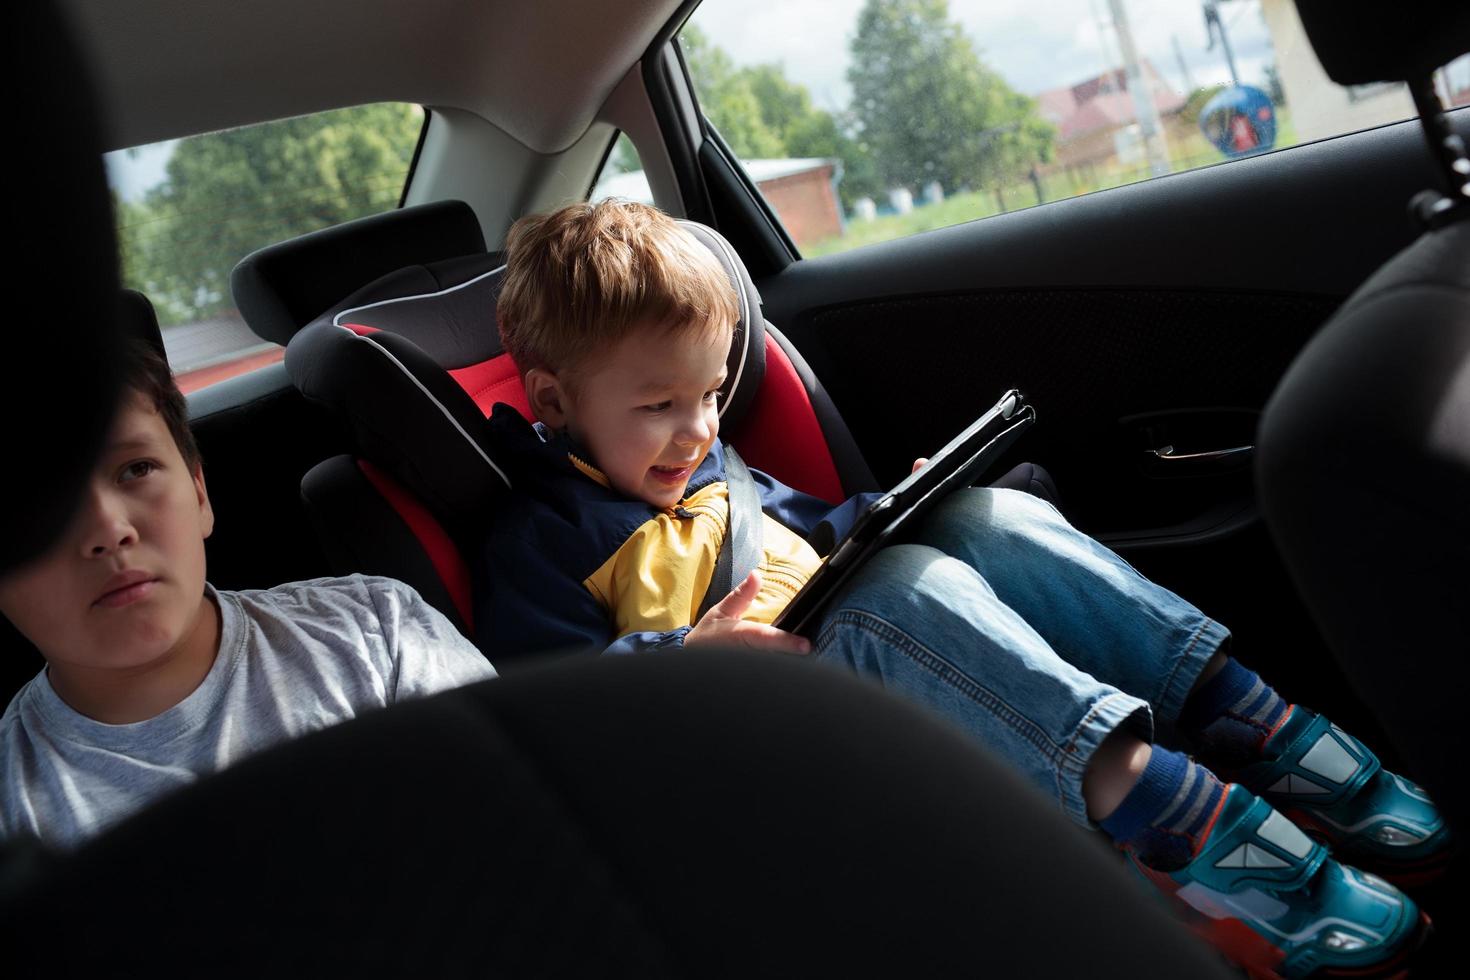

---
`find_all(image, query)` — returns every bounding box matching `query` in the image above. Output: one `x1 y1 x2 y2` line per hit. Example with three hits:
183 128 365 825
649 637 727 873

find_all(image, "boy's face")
530 321 730 509
0 393 214 672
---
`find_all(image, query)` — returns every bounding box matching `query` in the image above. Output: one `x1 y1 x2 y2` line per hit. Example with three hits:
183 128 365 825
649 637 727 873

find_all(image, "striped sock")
1099 746 1226 871
1178 658 1291 768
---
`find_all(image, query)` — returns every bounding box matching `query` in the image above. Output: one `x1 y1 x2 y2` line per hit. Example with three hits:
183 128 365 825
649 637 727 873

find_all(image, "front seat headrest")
5 0 123 574
1294 0 1470 85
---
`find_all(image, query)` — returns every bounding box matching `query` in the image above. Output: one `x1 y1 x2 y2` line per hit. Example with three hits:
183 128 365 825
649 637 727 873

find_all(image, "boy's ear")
192 465 215 540
524 368 569 428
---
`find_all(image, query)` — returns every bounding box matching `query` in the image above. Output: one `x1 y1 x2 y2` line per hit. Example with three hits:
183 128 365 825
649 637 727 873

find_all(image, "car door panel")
754 111 1469 544
731 111 1467 743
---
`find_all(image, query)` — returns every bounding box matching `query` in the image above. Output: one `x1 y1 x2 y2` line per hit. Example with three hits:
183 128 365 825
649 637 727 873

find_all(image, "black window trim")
397 106 433 209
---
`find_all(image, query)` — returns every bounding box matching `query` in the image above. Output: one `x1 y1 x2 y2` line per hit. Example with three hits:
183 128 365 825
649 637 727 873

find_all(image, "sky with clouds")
687 0 1284 113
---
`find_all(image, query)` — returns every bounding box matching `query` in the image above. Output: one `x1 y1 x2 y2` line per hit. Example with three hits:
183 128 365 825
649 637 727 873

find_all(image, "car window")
591 133 650 203
107 103 426 392
681 0 1470 257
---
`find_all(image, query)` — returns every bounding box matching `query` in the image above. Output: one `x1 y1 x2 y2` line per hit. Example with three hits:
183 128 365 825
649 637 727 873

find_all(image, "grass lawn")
804 108 1298 259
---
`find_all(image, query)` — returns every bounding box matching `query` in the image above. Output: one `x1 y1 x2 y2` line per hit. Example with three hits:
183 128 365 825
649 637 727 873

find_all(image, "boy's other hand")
912 458 929 474
687 570 812 656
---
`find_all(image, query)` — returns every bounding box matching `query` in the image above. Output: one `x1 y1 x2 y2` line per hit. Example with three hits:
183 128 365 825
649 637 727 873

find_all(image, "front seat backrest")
1257 0 1470 835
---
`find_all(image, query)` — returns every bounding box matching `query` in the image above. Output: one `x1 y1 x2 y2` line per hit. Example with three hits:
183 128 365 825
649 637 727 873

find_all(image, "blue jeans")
813 487 1229 826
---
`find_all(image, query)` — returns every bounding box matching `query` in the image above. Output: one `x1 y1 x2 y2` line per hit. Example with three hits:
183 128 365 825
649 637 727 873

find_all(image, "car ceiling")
63 0 684 153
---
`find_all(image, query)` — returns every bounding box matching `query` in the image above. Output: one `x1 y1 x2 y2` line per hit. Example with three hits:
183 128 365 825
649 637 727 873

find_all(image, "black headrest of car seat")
287 218 772 539
301 253 508 369
311 220 768 425
7 0 124 575
232 200 487 347
1294 0 1470 85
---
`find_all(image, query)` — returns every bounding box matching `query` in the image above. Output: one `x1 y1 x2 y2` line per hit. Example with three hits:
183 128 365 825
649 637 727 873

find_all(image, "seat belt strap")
696 445 763 622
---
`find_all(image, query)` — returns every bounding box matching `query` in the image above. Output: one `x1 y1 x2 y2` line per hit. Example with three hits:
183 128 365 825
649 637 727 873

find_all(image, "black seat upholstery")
4 651 1231 979
6 0 123 576
1258 0 1470 835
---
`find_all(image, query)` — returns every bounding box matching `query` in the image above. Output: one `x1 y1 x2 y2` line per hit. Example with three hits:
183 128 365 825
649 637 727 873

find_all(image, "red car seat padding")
732 335 846 504
446 355 532 420
355 459 475 632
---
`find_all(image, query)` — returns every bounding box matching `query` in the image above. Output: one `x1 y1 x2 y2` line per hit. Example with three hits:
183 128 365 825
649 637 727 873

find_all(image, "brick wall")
757 165 842 247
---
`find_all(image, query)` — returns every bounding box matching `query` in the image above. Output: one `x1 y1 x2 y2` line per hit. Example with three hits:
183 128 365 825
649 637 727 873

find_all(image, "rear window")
106 103 426 392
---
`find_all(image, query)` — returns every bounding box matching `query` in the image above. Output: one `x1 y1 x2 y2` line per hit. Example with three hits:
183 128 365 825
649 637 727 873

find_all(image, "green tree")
742 66 883 206
678 24 881 208
680 25 785 159
119 102 423 325
847 0 1053 195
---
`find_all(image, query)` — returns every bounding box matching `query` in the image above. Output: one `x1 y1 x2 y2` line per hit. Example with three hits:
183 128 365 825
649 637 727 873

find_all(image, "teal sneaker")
1233 707 1450 885
1131 785 1429 979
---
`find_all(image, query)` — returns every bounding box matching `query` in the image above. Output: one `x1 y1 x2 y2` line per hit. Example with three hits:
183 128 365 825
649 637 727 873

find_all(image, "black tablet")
774 389 1035 637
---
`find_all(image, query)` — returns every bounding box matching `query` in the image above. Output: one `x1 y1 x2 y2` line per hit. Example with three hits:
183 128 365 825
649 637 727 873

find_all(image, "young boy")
0 341 497 847
476 200 1446 978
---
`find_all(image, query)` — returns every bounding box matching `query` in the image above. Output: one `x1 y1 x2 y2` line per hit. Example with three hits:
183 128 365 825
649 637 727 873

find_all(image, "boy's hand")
687 570 812 655
912 457 929 474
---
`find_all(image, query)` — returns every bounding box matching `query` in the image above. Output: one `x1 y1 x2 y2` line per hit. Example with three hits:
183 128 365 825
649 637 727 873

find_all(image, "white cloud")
686 0 862 112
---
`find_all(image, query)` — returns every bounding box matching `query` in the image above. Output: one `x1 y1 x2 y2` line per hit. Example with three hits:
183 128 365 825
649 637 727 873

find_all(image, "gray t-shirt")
0 575 496 847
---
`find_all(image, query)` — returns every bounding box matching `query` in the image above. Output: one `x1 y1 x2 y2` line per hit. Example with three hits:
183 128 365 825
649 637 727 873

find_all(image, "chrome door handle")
1145 444 1254 475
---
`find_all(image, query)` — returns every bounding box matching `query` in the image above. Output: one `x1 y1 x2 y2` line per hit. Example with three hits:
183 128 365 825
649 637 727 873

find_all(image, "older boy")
476 200 1442 978
0 341 496 847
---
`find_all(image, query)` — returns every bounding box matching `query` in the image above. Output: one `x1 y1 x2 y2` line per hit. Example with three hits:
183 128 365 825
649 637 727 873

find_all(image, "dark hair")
120 339 201 471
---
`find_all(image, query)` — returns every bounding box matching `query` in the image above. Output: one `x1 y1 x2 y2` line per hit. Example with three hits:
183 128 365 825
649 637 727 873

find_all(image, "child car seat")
243 202 1057 648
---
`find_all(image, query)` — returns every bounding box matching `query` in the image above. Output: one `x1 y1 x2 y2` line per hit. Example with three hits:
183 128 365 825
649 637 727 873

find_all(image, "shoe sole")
1144 861 1434 980
1225 911 1432 980
1284 808 1453 888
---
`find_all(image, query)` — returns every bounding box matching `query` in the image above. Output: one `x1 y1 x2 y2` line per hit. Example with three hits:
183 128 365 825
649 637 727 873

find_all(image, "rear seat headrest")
306 255 508 369
286 215 774 533
232 200 488 347
296 218 769 432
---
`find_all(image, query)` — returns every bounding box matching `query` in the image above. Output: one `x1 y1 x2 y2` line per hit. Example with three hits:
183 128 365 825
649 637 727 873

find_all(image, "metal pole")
1204 1 1240 87
1106 0 1172 177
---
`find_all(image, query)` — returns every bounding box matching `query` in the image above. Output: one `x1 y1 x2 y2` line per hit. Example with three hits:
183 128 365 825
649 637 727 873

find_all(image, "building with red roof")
1035 61 1188 175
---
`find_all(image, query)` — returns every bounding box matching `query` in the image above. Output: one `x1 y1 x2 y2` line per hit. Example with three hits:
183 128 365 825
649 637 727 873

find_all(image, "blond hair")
496 200 739 382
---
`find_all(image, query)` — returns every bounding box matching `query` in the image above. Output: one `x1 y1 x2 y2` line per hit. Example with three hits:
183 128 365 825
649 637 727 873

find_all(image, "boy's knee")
866 543 943 581
829 544 995 616
924 486 1064 546
829 544 943 610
